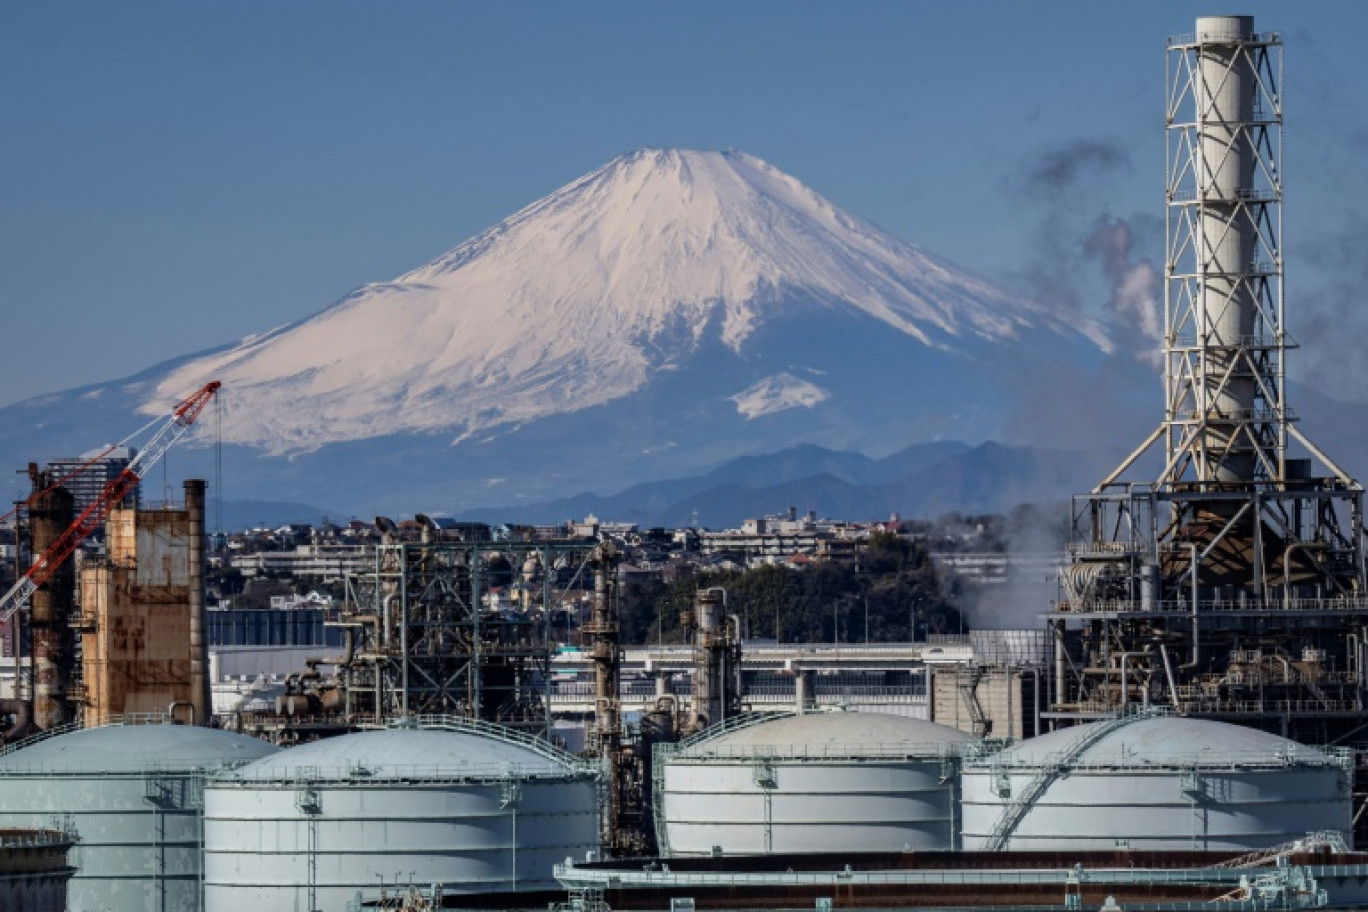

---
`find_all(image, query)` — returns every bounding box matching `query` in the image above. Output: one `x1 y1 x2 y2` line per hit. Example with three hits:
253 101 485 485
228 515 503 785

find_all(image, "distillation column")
186 479 210 726
585 544 625 851
28 471 74 730
688 588 742 733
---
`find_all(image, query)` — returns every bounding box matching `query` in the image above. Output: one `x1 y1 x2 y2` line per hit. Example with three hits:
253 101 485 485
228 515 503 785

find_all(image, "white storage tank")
203 718 598 912
0 720 278 912
657 710 975 856
961 713 1353 851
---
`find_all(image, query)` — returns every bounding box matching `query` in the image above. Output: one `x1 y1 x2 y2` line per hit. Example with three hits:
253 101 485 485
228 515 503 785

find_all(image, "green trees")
617 533 962 645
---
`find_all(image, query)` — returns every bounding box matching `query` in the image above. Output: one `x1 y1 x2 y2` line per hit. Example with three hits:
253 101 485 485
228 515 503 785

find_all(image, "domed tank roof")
229 724 587 782
982 715 1338 769
0 723 277 774
676 711 974 759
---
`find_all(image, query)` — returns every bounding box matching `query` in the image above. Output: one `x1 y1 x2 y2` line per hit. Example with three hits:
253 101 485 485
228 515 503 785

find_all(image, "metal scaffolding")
1048 18 1368 750
334 537 598 739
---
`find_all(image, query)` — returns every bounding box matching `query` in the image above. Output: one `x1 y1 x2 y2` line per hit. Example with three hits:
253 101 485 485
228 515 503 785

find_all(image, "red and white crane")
0 381 221 625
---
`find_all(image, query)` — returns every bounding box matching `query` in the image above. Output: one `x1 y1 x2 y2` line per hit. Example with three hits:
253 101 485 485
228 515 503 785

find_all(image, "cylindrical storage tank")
961 715 1352 851
0 721 279 912
657 711 975 856
203 719 598 912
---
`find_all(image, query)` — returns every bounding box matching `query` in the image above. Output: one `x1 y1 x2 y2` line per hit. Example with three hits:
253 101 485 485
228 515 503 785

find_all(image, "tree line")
616 532 963 645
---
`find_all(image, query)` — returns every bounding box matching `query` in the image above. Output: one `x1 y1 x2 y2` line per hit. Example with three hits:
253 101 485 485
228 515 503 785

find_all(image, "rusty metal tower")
1048 16 1368 747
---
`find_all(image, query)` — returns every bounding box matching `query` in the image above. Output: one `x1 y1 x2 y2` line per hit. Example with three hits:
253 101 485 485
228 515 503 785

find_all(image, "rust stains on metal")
80 503 196 725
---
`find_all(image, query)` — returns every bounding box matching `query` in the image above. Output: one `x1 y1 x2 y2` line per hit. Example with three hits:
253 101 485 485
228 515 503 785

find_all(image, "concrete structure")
0 829 78 912
656 710 975 856
78 481 210 725
961 713 1352 851
227 542 370 580
930 665 1041 740
203 717 598 911
0 720 277 912
926 631 1047 739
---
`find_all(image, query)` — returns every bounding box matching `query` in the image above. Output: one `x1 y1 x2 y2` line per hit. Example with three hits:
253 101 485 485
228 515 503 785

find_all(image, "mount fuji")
0 148 1116 519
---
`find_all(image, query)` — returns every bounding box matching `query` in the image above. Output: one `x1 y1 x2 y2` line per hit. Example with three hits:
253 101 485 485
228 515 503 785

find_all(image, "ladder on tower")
983 709 1161 851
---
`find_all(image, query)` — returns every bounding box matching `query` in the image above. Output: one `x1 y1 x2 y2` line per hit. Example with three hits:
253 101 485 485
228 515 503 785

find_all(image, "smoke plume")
993 138 1164 457
1005 138 1162 355
957 503 1069 631
1014 139 1131 200
1083 215 1163 364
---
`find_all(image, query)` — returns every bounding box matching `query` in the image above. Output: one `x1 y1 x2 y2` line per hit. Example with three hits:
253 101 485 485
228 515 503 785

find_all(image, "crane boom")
0 381 221 625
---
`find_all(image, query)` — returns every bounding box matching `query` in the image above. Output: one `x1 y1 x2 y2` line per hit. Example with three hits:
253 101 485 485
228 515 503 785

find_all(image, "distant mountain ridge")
458 440 1099 528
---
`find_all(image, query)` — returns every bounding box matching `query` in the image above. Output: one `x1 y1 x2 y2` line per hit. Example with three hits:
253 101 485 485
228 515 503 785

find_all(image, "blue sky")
5 2 1368 408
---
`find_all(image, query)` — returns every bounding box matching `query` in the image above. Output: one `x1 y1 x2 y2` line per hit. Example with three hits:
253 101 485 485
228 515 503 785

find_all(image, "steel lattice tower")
1047 17 1368 753
1166 18 1284 487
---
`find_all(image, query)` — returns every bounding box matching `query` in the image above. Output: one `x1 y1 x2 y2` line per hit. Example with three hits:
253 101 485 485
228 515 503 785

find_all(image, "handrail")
983 708 1159 851
670 710 791 753
1054 596 1368 614
398 714 588 768
0 712 175 757
1167 30 1281 48
1168 188 1279 203
218 760 593 786
0 829 78 848
970 748 1350 775
672 739 970 763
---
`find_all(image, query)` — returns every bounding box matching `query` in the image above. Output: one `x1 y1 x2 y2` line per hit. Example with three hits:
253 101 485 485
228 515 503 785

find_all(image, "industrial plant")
4 13 1368 912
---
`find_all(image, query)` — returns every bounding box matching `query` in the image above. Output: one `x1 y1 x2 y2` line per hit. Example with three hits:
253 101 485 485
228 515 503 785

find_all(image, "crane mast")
0 381 221 625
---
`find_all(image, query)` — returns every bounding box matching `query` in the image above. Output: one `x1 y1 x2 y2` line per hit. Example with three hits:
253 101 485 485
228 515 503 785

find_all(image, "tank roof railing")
671 740 972 763
396 713 595 773
0 720 85 757
0 711 178 758
972 744 1352 774
663 709 980 762
0 756 263 780
217 759 591 787
671 710 793 753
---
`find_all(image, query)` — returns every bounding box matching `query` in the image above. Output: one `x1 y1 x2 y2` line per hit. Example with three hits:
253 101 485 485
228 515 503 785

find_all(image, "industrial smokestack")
185 479 210 726
1195 15 1259 484
29 471 74 730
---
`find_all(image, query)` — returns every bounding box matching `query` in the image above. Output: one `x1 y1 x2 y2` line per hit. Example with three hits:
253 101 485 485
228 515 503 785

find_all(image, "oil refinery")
7 13 1368 912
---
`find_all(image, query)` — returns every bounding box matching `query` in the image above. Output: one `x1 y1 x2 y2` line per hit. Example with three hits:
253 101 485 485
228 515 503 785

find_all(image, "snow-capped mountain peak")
151 148 1103 454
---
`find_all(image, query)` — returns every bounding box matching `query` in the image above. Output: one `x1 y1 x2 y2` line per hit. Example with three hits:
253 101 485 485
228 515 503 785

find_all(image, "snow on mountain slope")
730 372 829 419
151 148 1106 455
